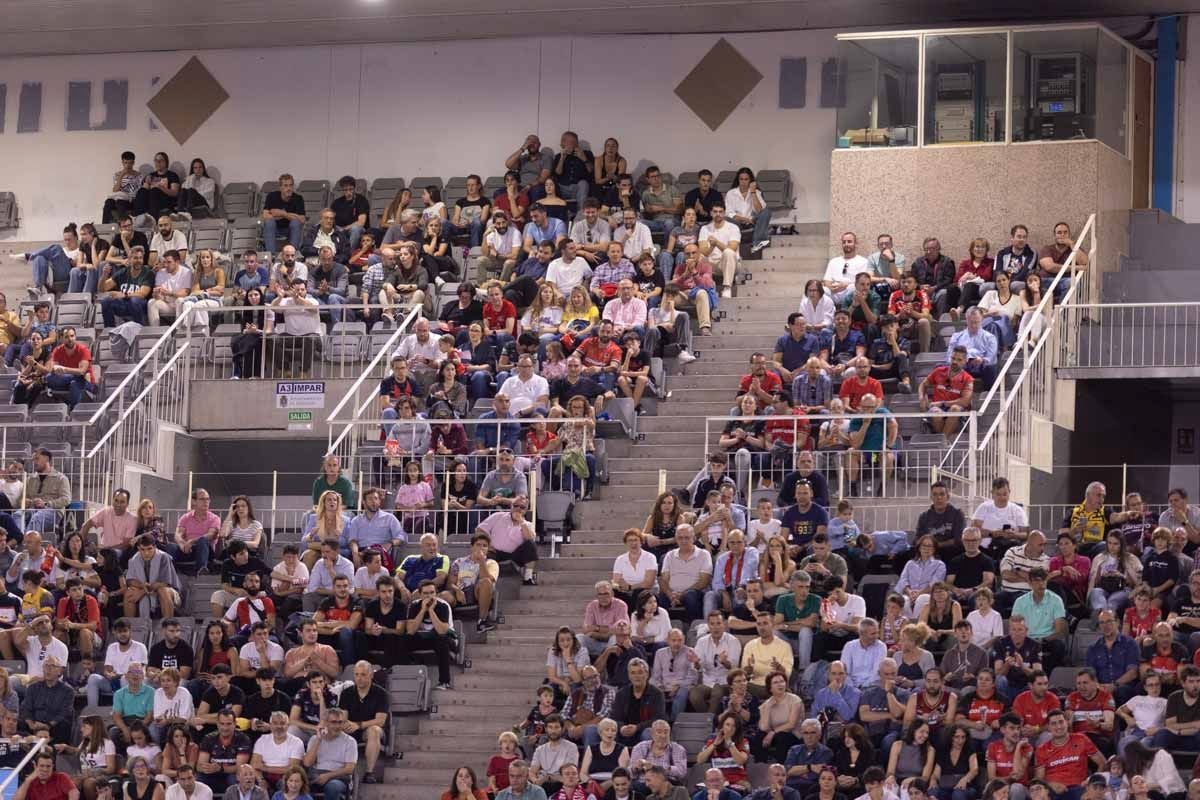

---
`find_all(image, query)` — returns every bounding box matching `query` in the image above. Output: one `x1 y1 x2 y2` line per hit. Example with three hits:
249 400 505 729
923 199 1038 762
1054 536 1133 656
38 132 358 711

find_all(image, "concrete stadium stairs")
362 230 824 800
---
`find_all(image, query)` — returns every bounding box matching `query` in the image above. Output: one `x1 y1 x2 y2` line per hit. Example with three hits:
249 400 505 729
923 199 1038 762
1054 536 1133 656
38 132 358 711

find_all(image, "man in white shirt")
724 168 772 254
238 622 284 677
148 249 194 326
497 359 550 417
688 611 743 714
568 199 612 265
21 615 69 684
613 208 653 264
250 711 305 784
658 525 713 624
971 476 1030 561
392 318 441 386
477 211 523 283
270 278 323 377
545 239 593 297
85 616 148 705
165 764 213 800
698 202 741 300
148 215 189 267
824 232 871 303
815 577 866 661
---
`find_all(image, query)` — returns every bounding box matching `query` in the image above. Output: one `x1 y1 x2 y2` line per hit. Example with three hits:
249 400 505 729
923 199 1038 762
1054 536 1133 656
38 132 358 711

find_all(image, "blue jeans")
343 224 365 250
561 180 589 209
312 774 347 800
167 536 211 573
581 725 601 747
965 359 997 390
1150 728 1200 750
644 217 678 234
744 207 772 244
28 245 74 290
446 218 485 248
16 507 61 535
994 674 1026 702
657 588 703 623
657 250 685 284
320 627 356 666
263 218 303 253
669 687 689 720
101 295 148 326
46 373 93 408
462 371 492 402
68 266 100 294
315 293 348 323
982 316 1014 350
86 673 124 707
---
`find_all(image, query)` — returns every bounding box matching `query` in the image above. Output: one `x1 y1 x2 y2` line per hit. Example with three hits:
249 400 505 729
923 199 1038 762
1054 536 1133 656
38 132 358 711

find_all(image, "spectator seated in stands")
638 165 681 236
79 488 137 557
614 208 653 270
41 325 95 411
12 224 83 298
1033 709 1104 800
3 299 55 368
707 531 759 620
251 710 305 790
894 536 945 616
867 315 913 394
402 578 455 691
973 477 1030 566
112 661 155 747
304 541 355 613
302 490 352 569
341 487 405 570
288 668 336 745
312 575 362 666
4 531 58 597
918 346 973 443
1037 222 1089 304
779 478 828 561
992 616 1044 704
300 708 356 800
529 714 578 797
500 356 551 418
169 488 222 575
698 202 741 301
305 246 350 324
979 271 1022 350
774 313 822 385
280 620 339 696
810 660 860 733
19 652 73 742
1010 568 1067 673
301 209 350 265
688 611 742 716
14 748 77 800
339 660 389 782
125 533 181 619
537 241 589 308
649 627 697 722
52 576 100 662
590 243 636 309
84 615 148 705
152 666 195 740
946 308 998 389
269 278 323 377
725 167 771 254
147 249 193 326
236 618 283 690
940 619 988 693
260 174 306 254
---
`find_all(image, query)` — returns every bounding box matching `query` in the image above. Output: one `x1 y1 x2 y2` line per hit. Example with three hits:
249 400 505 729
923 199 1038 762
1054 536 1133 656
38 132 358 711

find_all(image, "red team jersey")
1012 690 1061 729
926 365 973 405
986 739 1032 783
1065 689 1113 735
1035 733 1098 786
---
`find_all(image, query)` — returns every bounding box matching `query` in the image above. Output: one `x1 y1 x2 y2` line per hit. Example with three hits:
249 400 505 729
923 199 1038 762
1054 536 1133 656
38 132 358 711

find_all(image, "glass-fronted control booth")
833 24 1149 157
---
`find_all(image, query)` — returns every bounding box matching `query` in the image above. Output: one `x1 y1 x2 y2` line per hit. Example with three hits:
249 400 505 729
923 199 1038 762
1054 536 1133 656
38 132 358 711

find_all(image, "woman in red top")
524 417 557 455
954 237 995 315
697 712 751 793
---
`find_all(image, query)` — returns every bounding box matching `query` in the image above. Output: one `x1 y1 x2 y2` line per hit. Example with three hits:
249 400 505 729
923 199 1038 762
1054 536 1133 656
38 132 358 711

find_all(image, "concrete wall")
0 31 840 239
188 377 359 435
829 140 1131 271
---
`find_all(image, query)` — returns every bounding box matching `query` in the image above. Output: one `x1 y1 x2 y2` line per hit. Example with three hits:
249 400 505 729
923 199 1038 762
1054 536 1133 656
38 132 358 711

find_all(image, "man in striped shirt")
997 530 1050 613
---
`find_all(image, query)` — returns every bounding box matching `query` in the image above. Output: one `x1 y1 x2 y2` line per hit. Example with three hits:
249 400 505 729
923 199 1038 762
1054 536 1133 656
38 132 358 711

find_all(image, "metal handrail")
86 342 191 458
0 738 45 797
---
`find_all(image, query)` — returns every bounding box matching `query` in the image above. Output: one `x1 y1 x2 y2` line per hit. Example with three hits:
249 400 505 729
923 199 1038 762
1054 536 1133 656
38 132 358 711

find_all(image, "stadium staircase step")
367 232 821 800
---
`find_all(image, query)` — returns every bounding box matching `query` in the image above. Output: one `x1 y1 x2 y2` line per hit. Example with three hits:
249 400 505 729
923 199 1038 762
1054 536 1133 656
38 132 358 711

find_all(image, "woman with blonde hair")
954 237 995 315
759 536 796 598
381 187 412 228
521 283 564 354
301 490 349 569
895 622 936 692
559 285 599 350
181 248 226 330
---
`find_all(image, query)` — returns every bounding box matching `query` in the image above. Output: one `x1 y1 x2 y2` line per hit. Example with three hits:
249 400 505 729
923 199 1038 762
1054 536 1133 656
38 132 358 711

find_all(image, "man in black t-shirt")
193 664 247 739
147 617 195 685
99 247 153 327
1170 571 1200 650
211 540 271 620
684 170 720 224
917 481 967 560
990 617 1042 701
197 708 252 792
549 356 607 409
402 580 454 689
105 217 150 270
358 577 405 666
314 575 363 666
338 661 390 782
242 667 293 740
260 173 306 254
330 176 369 249
0 709 28 771
947 528 995 610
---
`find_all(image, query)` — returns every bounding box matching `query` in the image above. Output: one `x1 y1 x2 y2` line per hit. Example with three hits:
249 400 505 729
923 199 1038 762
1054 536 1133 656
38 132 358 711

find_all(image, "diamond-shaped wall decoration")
675 38 763 132
146 56 229 146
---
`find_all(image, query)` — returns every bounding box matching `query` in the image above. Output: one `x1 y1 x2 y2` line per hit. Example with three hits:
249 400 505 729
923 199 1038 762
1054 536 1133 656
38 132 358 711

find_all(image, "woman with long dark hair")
887 719 935 783
641 491 681 560
832 723 874 797
426 359 467 418
1123 740 1186 798
545 626 588 704
231 286 273 379
221 495 263 554
441 460 478 537
179 157 215 218
187 620 238 699
440 766 488 800
132 151 181 219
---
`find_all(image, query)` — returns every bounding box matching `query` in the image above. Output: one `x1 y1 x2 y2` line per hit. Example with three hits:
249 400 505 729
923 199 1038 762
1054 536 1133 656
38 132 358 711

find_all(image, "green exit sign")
288 411 313 422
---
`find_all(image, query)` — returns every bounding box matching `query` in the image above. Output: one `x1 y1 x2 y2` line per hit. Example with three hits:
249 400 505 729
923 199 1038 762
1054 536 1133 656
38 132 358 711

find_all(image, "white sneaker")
721 287 732 299
677 349 697 364
10 253 27 263
751 239 771 253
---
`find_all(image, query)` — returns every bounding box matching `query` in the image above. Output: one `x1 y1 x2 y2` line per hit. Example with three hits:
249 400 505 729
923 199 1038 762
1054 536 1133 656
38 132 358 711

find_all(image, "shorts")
460 584 477 605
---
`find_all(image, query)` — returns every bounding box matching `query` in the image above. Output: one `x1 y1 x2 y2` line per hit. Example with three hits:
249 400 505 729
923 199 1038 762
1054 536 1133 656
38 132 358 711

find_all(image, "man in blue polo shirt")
396 533 450 604
773 312 823 384
780 480 828 559
340 487 406 568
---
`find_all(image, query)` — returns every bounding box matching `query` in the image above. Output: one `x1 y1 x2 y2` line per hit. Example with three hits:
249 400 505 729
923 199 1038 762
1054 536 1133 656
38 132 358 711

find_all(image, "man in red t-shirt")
887 272 934 353
1065 668 1115 751
15 751 77 800
313 574 363 666
919 345 974 440
837 357 884 412
986 713 1034 785
483 284 517 346
738 352 783 407
1013 670 1061 743
53 577 100 661
1034 709 1104 799
46 326 94 408
575 321 623 391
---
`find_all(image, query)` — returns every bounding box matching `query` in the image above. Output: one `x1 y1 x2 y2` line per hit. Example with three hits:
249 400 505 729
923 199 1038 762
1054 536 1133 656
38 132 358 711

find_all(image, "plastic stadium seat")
93 223 118 238
260 180 279 198
324 322 367 364
18 299 54 321
211 324 241 366
369 177 406 226
444 177 469 207
0 193 16 229
0 406 27 425
189 219 228 252
297 179 331 214
220 182 259 218
676 171 701 196
483 176 505 197
407 177 444 211
30 404 69 443
715 170 737 191
56 295 92 327
228 218 262 253
757 169 793 210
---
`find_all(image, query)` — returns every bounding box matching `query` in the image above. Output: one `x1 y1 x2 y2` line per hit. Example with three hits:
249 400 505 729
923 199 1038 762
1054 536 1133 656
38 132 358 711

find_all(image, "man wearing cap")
477 496 539 586
19 654 73 742
112 661 154 745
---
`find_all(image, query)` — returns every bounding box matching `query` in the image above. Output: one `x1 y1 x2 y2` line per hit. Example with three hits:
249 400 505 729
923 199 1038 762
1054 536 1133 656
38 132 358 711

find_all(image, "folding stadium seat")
676 171 701 197
210 324 241 368
260 180 279 199
56 294 92 328
757 169 793 211
220 182 259 219
323 321 367 366
94 223 118 239
188 218 228 252
715 170 737 191
30 404 69 443
407 177 444 211
0 406 27 426
297 179 331 213
483 176 505 198
369 178 406 226
228 218 263 253
444 177 469 208
0 193 16 229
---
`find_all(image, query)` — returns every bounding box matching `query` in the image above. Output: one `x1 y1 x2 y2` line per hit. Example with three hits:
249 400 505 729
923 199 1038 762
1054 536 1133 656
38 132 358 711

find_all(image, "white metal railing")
1055 302 1200 370
702 410 977 502
936 213 1097 502
0 738 45 799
